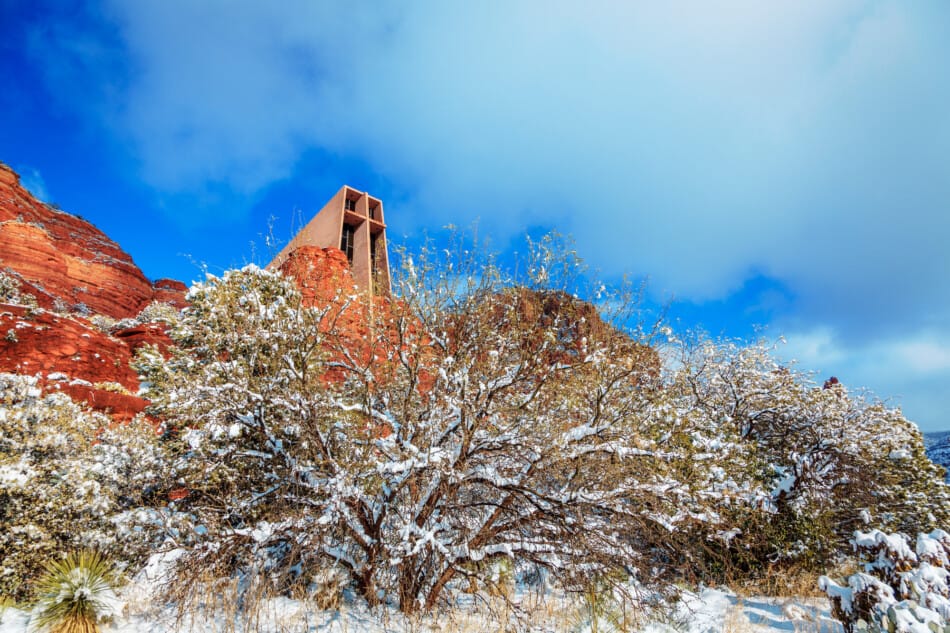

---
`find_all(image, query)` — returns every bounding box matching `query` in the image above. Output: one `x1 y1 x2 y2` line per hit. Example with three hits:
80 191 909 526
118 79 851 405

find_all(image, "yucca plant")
0 594 16 618
32 551 121 633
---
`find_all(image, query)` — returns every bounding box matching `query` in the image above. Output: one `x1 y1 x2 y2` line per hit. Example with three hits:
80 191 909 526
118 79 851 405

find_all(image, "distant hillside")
925 431 950 481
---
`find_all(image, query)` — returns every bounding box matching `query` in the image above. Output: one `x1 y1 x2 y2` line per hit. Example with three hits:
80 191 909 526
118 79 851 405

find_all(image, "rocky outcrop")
151 278 189 309
277 245 403 390
277 246 357 306
114 323 176 356
0 305 147 420
0 163 185 318
0 306 138 385
0 162 189 420
57 382 150 423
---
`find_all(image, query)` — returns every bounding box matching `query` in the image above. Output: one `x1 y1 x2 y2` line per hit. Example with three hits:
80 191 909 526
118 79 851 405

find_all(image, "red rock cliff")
0 306 149 421
0 162 185 419
0 162 185 318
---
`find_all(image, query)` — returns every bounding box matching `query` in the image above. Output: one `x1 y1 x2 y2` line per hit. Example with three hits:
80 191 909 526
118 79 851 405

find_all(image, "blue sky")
2 1 949 429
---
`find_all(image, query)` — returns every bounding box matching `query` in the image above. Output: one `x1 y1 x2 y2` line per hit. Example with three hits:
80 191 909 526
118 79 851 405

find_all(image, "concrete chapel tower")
268 186 391 295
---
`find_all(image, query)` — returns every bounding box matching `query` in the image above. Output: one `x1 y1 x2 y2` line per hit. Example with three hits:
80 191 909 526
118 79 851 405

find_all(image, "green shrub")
131 236 950 616
670 340 950 579
135 301 181 326
137 252 751 615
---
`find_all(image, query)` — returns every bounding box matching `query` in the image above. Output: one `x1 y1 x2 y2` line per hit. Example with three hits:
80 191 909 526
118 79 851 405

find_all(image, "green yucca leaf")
32 551 120 633
0 594 15 614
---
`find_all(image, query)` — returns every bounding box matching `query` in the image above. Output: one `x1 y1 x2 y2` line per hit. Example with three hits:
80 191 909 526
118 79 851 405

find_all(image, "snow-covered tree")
673 339 950 573
0 374 164 600
137 244 764 614
137 237 948 612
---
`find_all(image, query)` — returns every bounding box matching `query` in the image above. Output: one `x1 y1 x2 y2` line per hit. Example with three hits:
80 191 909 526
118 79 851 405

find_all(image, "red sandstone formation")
277 245 406 391
0 301 177 419
0 164 380 421
58 382 149 423
277 246 357 306
114 323 176 356
0 307 138 386
0 162 189 419
0 163 655 427
0 305 147 420
0 163 186 318
151 278 189 310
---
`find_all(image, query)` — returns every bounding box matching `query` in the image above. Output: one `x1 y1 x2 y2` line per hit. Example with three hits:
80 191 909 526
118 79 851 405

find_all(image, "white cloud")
782 328 950 430
781 328 846 372
52 1 945 325
784 329 950 378
894 340 950 374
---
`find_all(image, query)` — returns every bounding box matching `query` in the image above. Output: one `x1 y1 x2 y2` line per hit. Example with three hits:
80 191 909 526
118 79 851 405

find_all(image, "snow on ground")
0 553 843 633
0 586 844 633
643 589 841 633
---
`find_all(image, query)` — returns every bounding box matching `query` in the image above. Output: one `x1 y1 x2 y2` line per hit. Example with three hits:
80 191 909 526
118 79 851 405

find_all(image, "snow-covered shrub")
92 381 131 395
135 301 180 326
0 374 165 600
672 340 950 576
87 314 116 333
0 269 37 308
820 529 950 633
136 235 948 613
32 550 121 633
109 301 181 333
137 242 765 615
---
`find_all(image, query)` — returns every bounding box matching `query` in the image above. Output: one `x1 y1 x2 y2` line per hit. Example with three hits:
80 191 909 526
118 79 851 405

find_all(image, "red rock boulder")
114 323 176 356
151 278 189 309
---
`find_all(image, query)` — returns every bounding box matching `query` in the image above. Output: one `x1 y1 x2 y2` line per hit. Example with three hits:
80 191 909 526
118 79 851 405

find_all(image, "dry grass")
719 554 864 601
724 602 760 633
160 542 351 633
723 593 844 633
723 600 840 633
115 575 851 633
0 595 16 622
159 563 371 633
730 564 828 599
